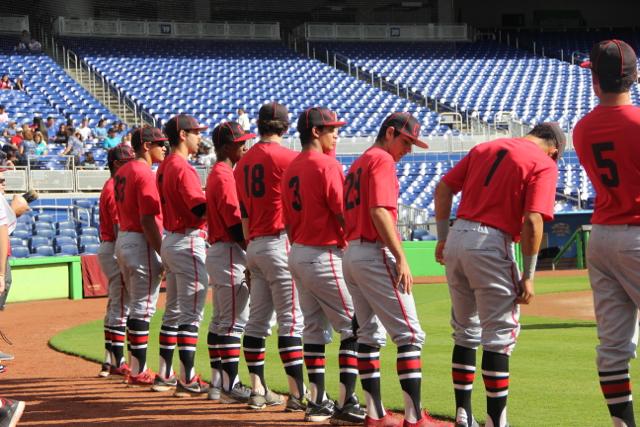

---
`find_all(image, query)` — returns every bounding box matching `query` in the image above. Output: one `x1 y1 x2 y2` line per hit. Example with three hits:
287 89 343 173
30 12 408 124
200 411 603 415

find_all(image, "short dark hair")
375 125 401 142
528 124 558 147
257 119 288 137
299 125 330 147
596 71 637 94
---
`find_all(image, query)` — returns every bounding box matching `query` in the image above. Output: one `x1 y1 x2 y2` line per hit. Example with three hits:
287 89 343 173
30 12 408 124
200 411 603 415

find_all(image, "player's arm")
517 211 543 305
434 180 454 265
239 201 250 244
140 214 162 255
370 207 413 294
0 224 8 293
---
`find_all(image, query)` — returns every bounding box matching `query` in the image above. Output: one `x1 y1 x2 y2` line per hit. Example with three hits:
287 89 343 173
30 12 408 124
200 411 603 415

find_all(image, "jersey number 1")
484 149 508 186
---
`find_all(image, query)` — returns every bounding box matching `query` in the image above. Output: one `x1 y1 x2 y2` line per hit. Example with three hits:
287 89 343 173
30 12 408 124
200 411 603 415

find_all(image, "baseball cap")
211 121 256 150
107 144 135 167
131 127 168 150
258 102 289 124
381 112 429 149
164 114 208 137
297 107 347 135
580 40 637 80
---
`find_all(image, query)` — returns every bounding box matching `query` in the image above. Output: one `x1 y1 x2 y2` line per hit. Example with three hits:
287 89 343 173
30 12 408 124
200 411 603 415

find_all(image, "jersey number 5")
592 142 619 187
288 176 302 211
244 164 266 197
344 167 362 210
114 176 126 202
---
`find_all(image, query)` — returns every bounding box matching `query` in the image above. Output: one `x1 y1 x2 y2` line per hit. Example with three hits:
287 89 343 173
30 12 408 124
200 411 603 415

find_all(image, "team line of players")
95 37 640 427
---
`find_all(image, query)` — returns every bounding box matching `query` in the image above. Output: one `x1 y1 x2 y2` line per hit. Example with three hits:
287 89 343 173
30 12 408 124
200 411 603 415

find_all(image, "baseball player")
98 145 135 379
343 113 437 427
153 114 210 397
574 40 640 427
434 123 563 427
206 121 255 403
234 102 306 411
282 107 365 425
114 127 166 387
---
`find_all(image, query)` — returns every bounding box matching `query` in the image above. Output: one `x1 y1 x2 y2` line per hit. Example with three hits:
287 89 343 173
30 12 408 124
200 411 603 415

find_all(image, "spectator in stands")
115 122 127 138
1 147 18 169
31 117 48 142
34 131 47 155
120 131 132 147
0 106 7 124
54 124 67 145
9 129 22 149
61 127 84 162
78 118 93 141
93 119 108 142
19 30 30 46
1 122 16 139
45 117 56 142
103 127 120 149
19 130 35 158
27 39 41 53
12 77 24 92
0 76 10 90
80 152 97 169
237 108 250 131
195 139 215 167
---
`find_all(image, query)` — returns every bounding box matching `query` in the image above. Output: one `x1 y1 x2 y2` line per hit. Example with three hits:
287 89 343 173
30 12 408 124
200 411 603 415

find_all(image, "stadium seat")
29 236 50 251
11 230 30 240
9 237 26 248
79 227 99 237
54 236 76 250
58 228 78 239
59 244 79 256
35 245 55 257
79 235 100 247
81 243 100 254
33 228 54 239
11 246 29 258
56 221 76 230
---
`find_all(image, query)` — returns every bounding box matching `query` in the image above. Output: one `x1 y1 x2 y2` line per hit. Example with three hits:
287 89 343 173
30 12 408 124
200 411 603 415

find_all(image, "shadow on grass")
522 322 596 330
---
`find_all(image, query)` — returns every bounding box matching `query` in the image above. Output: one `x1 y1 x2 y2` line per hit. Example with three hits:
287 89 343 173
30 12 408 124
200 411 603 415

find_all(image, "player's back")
99 177 117 241
445 138 557 239
234 141 297 239
574 104 640 225
282 150 344 246
206 162 241 243
114 160 162 233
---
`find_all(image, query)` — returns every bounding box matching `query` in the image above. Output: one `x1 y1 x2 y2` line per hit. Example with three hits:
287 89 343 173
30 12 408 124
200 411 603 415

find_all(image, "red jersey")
114 160 163 233
206 162 242 243
156 153 206 232
234 141 298 240
344 146 399 242
282 150 345 246
574 105 640 225
99 177 118 241
442 138 558 240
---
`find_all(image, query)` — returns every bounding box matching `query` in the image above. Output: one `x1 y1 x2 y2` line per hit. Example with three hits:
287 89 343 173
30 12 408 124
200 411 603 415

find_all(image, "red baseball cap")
211 121 256 150
297 107 347 134
381 112 429 149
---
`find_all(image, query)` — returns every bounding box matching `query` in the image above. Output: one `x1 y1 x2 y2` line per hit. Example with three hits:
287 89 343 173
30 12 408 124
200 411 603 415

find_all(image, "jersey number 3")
114 176 126 202
592 142 619 187
344 168 362 210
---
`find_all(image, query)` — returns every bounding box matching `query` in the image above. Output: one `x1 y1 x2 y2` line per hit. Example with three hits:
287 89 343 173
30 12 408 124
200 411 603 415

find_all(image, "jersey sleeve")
106 190 119 225
324 162 345 215
442 151 472 194
179 167 206 210
218 175 243 228
233 165 248 218
368 157 398 209
524 162 558 221
138 172 161 216
280 173 293 225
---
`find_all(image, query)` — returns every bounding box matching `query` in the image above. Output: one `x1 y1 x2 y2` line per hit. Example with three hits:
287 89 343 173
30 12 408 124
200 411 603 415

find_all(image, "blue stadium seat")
81 243 100 254
58 228 78 239
9 237 26 248
32 228 54 239
79 227 99 237
36 214 55 223
54 236 76 250
79 235 100 247
29 236 50 251
11 246 29 258
59 244 79 256
56 221 76 230
35 245 55 257
11 230 30 240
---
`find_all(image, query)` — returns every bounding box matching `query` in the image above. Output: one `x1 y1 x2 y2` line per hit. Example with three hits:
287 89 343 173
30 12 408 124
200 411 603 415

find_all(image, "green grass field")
50 275 636 426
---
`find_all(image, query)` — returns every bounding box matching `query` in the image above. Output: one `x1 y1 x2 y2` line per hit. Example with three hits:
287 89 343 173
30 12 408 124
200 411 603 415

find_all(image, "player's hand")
435 240 446 265
0 275 5 294
516 278 535 304
395 256 413 294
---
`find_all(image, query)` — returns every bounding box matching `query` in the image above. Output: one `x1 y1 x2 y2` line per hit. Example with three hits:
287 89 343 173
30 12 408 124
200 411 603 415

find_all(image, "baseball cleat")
0 352 14 362
98 363 111 378
305 398 336 422
219 382 252 404
285 394 307 412
151 374 178 392
403 410 454 427
207 386 221 401
110 362 131 377
330 396 367 425
126 368 156 387
0 365 6 374
174 375 209 398
247 389 284 410
0 398 25 427
365 410 404 427
455 419 479 427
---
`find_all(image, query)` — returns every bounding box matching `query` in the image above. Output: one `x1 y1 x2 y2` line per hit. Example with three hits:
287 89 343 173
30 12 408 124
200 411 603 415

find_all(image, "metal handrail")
551 224 591 270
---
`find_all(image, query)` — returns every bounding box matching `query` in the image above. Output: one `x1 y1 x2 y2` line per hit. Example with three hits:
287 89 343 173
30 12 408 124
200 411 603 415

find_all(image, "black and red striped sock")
304 343 326 404
207 332 222 389
243 335 267 394
158 325 178 379
338 338 358 408
127 318 150 376
177 324 199 384
103 326 112 365
109 326 126 367
482 351 509 427
452 345 476 426
219 335 242 391
278 336 305 399
358 343 385 419
599 369 635 426
397 344 422 423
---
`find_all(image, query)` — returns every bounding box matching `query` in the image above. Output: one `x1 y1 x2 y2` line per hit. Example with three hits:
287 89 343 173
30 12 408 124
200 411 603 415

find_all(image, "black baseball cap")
580 40 637 80
164 114 208 136
107 144 135 168
381 112 428 149
297 107 347 135
258 102 289 124
212 121 256 150
131 127 168 151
